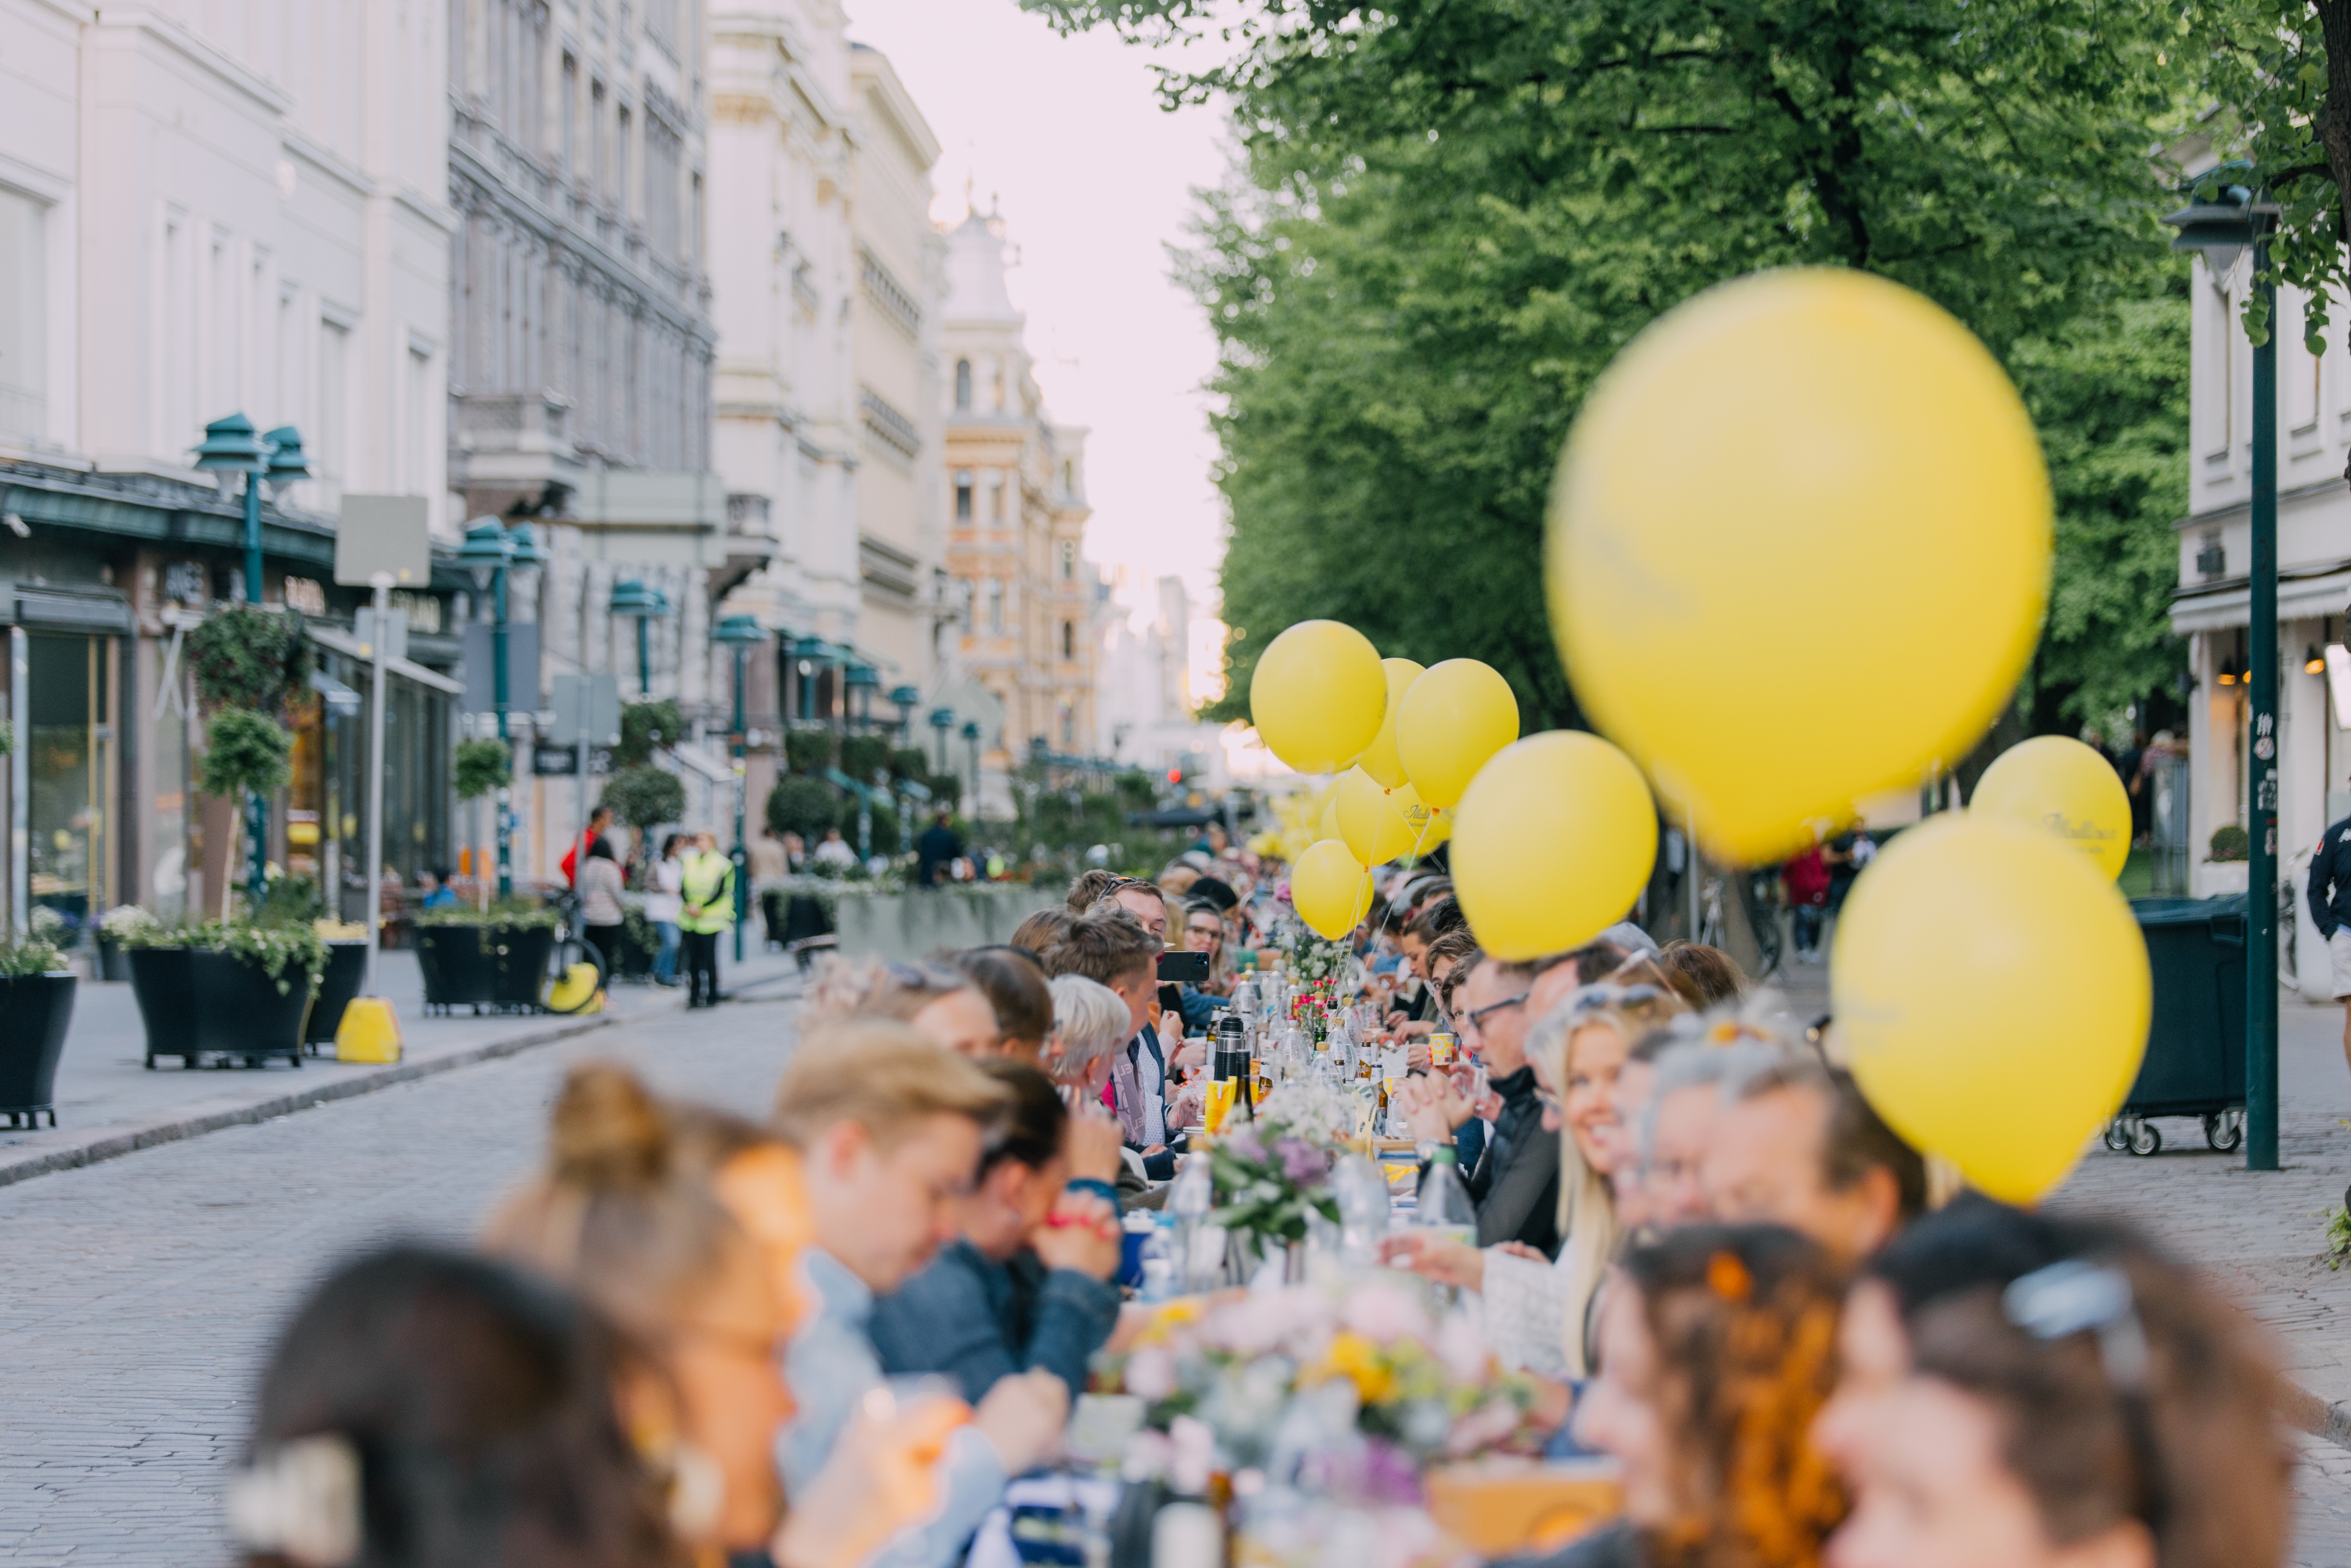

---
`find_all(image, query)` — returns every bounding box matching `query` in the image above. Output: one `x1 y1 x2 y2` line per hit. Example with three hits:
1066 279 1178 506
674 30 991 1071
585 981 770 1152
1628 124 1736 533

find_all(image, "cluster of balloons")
1535 266 2150 1202
1252 624 1659 961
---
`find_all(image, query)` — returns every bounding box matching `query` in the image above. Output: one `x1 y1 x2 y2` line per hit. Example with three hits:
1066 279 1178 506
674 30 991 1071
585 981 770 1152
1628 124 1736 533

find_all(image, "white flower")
1125 1345 1177 1401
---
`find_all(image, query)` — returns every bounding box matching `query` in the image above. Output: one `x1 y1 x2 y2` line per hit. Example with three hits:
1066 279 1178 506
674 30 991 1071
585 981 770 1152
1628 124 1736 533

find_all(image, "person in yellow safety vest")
679 829 734 1010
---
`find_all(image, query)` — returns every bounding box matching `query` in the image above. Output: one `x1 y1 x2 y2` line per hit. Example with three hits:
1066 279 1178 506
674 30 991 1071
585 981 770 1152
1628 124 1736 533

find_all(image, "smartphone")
1157 982 1186 1018
1157 950 1211 983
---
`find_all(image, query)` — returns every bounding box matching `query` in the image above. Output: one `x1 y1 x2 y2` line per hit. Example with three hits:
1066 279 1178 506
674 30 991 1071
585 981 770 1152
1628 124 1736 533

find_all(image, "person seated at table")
954 945 1056 1060
1170 897 1236 1034
1389 982 1686 1376
1044 913 1179 1179
870 1059 1125 1403
1009 907 1075 959
806 954 1002 1056
480 1064 965 1568
1513 1224 1849 1568
1701 1039 1925 1262
1389 897 1468 1038
769 1021 1070 1568
1041 973 1132 1102
1655 940 1745 1009
1815 1197 2290 1568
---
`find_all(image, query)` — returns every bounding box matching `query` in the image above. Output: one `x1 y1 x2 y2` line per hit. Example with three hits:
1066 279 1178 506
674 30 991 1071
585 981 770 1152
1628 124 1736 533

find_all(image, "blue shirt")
871 1240 1121 1403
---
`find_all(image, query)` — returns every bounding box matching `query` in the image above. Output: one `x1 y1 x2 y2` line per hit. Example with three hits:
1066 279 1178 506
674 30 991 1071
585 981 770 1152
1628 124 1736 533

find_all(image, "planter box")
831 885 1063 961
415 923 556 1013
0 972 75 1127
2193 860 2249 898
129 948 314 1068
93 932 132 983
304 941 371 1048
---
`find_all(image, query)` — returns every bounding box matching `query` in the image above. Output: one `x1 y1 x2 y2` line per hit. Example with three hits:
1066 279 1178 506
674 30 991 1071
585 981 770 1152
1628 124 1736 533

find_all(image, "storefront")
3 586 136 936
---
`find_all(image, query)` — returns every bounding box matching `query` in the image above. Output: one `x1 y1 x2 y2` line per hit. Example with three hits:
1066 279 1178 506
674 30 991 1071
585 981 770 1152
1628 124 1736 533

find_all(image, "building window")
1058 541 1075 581
954 358 971 410
987 580 1004 633
616 106 632 215
1060 620 1074 660
592 78 608 192
990 474 1005 523
1060 702 1075 746
0 186 46 442
954 469 973 521
562 54 578 172
1062 459 1074 494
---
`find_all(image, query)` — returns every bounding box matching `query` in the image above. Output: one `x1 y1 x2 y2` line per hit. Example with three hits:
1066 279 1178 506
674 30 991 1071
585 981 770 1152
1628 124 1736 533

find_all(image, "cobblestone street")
0 992 802 1566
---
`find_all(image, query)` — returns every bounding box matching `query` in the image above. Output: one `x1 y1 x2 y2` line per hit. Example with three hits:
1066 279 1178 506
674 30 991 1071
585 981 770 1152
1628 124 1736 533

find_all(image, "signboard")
546 672 621 748
462 621 541 714
531 746 613 777
335 496 433 588
353 606 408 663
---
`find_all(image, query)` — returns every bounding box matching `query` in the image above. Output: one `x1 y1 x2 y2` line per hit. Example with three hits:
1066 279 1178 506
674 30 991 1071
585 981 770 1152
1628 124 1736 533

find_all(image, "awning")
309 624 466 696
2169 564 2351 635
0 583 136 634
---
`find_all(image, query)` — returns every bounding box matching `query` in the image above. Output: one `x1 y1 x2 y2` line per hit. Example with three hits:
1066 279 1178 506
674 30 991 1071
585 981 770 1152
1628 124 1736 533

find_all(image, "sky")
841 0 1233 633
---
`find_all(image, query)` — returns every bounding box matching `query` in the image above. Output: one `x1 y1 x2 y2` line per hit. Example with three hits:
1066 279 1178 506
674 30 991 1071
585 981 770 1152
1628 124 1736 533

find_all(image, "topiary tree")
766 775 840 842
839 733 891 782
187 604 306 713
926 772 962 813
454 738 513 801
841 793 900 856
200 708 292 808
618 698 686 769
600 766 688 884
784 727 837 777
889 746 929 783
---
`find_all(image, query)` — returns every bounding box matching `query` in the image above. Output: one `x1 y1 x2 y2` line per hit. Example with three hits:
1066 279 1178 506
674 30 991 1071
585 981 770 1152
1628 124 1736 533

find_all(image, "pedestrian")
228 1244 676 1568
2306 780 2351 1077
1527 1224 1849 1568
1822 821 1874 922
416 865 458 911
917 809 964 887
560 803 614 889
1784 840 1831 961
749 824 788 883
647 832 685 987
870 1059 1125 1403
578 835 626 989
1817 1197 2292 1568
810 827 857 871
679 828 733 1009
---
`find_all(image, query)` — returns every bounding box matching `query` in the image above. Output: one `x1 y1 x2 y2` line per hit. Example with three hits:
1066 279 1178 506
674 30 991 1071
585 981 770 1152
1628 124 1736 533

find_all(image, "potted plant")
0 932 74 1128
305 918 372 1052
93 904 157 982
117 918 326 1069
186 603 304 915
414 900 562 1013
453 737 513 907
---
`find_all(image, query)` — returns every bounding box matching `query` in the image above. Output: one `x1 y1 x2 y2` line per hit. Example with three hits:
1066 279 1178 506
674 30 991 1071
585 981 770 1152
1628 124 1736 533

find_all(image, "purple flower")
1357 1438 1425 1505
1277 1137 1330 1184
1224 1124 1266 1163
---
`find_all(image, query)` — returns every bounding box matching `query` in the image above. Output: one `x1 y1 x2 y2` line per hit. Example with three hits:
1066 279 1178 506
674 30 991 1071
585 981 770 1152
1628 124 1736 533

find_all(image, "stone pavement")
0 985 802 1566
0 940 804 1188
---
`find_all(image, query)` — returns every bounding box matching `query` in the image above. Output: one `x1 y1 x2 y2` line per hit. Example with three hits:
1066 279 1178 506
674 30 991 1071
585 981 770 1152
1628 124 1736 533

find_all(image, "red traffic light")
1166 767 1183 784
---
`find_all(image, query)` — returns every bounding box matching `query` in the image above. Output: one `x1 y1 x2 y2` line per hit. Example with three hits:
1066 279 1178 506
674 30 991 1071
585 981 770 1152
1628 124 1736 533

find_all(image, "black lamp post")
2164 167 2281 1172
712 614 768 962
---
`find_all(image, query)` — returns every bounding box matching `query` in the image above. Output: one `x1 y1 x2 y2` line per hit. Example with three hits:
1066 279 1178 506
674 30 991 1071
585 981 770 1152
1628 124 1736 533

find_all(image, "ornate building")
940 206 1101 778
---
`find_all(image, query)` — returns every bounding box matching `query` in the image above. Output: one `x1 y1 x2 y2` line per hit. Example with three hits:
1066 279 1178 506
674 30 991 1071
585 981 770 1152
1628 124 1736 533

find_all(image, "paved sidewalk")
0 941 805 1188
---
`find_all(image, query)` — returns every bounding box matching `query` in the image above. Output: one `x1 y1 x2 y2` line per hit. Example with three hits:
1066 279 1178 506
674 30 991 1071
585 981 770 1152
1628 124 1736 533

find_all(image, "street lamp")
712 614 768 962
193 412 307 906
792 636 831 722
844 663 878 730
2164 166 2281 1173
889 684 921 740
962 719 982 825
609 578 673 696
929 706 955 773
458 519 544 896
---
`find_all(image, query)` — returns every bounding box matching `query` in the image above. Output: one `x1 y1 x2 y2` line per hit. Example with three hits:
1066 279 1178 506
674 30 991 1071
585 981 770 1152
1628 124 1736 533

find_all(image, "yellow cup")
1205 1078 1238 1132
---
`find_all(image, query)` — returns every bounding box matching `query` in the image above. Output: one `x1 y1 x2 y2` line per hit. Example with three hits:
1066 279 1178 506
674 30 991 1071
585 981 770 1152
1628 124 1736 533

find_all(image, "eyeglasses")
1465 990 1531 1027
883 960 968 994
2003 1258 2149 1387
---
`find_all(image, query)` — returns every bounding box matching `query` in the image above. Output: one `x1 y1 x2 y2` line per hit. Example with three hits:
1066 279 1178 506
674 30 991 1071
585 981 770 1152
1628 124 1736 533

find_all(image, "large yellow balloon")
1315 797 1344 844
1969 737 2132 882
1834 814 2150 1204
1549 269 2052 864
1250 621 1389 775
1291 838 1375 939
1396 660 1520 809
1450 733 1657 960
1400 796 1451 852
1353 659 1427 790
1336 768 1425 867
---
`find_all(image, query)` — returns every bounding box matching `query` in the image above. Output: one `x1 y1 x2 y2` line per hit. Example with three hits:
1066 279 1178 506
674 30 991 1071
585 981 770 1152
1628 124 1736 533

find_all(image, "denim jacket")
778 1248 1009 1568
871 1240 1121 1403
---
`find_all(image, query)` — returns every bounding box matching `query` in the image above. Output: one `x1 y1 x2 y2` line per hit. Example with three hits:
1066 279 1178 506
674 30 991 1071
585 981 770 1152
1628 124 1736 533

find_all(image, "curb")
0 969 802 1192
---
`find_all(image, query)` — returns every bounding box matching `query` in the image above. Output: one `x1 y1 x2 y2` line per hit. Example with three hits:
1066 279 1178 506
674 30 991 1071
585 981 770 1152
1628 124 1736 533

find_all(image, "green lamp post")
712 614 769 962
961 719 982 826
844 663 878 730
889 684 921 740
610 578 674 696
458 519 544 896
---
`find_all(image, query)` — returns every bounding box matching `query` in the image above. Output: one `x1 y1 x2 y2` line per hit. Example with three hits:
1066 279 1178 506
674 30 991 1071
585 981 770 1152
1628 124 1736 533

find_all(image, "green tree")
199 708 292 801
766 775 840 842
1034 0 2188 727
600 766 686 835
454 738 513 801
187 604 306 713
618 698 686 768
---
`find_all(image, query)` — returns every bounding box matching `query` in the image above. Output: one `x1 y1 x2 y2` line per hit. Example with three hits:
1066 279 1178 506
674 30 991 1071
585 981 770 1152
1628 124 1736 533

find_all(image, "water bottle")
1415 1146 1479 1246
1334 1153 1389 1266
1137 1213 1179 1302
1168 1153 1216 1291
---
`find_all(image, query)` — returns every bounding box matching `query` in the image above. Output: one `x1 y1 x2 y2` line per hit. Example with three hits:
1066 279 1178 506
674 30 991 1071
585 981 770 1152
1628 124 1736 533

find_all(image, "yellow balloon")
1450 733 1657 960
1969 736 2132 882
1397 795 1451 853
1549 269 2052 864
1315 798 1343 844
1291 837 1375 939
1249 621 1389 775
1833 814 2150 1204
1336 768 1425 867
1353 659 1427 790
1396 659 1520 809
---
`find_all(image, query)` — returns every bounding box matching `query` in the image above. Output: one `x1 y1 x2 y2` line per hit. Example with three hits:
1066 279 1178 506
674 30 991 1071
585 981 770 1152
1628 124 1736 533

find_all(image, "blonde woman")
1386 978 1686 1378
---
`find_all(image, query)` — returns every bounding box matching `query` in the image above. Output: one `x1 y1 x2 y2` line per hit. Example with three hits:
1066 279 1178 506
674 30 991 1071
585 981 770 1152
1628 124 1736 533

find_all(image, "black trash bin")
2106 894 2248 1156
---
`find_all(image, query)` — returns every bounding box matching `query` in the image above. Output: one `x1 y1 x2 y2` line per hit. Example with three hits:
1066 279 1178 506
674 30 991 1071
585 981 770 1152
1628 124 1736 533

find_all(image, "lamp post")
712 614 767 962
2164 168 2281 1172
193 414 310 905
844 664 878 730
610 578 673 696
458 519 544 896
929 706 955 773
889 684 921 741
961 719 982 826
792 637 831 722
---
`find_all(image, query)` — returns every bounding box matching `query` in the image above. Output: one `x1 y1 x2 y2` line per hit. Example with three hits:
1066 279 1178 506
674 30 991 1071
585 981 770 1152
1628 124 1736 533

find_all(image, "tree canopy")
1033 0 2196 733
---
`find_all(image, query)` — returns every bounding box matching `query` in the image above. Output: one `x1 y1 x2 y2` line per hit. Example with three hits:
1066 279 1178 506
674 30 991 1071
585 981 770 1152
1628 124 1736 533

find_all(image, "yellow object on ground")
548 962 604 1014
334 997 404 1063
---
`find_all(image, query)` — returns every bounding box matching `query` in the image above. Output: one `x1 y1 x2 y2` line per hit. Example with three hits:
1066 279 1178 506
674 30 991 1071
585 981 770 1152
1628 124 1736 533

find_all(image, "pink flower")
1433 1309 1491 1382
1342 1279 1430 1345
1124 1345 1177 1401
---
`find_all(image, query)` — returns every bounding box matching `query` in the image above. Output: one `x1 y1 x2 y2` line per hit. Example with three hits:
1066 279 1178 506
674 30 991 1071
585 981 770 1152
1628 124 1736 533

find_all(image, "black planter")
303 941 371 1048
93 932 132 983
0 972 76 1127
415 923 555 1013
129 948 315 1068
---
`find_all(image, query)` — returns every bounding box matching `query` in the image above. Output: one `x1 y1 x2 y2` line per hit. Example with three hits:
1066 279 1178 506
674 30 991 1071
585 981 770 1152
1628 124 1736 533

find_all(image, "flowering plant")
1252 1080 1364 1150
1101 1278 1541 1501
1278 931 1354 987
1207 1117 1339 1251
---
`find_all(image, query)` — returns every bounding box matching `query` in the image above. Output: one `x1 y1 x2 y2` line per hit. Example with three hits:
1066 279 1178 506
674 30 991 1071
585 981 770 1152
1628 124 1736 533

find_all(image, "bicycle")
542 889 607 1015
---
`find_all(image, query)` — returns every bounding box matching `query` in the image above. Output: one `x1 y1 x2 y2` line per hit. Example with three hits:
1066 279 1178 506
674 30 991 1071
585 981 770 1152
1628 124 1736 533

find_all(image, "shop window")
29 633 116 926
955 359 971 410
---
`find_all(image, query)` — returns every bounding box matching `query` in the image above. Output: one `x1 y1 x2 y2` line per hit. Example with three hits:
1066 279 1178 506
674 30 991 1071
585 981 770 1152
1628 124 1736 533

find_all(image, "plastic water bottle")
1334 1153 1389 1266
1416 1146 1479 1246
1168 1153 1215 1291
1138 1214 1179 1302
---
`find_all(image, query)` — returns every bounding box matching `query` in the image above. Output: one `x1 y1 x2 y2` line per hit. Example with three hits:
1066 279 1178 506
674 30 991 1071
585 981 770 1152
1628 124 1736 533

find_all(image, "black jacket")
1465 1064 1561 1257
2309 817 2351 938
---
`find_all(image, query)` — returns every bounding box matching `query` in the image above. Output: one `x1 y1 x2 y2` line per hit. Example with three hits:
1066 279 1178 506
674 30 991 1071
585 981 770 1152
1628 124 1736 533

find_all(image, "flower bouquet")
1205 1117 1340 1265
1102 1276 1544 1504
